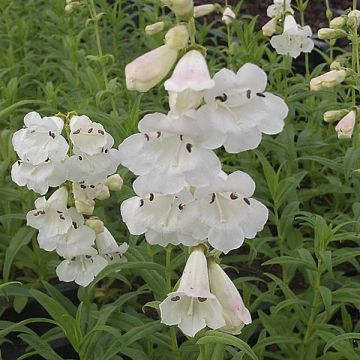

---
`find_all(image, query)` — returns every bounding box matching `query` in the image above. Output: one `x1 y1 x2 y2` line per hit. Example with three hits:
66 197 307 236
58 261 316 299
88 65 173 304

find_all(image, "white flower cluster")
121 47 288 336
263 0 314 58
11 112 128 286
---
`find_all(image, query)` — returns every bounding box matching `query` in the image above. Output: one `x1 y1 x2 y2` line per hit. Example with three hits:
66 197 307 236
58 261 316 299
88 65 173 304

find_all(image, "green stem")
297 0 310 78
87 0 117 114
189 17 196 45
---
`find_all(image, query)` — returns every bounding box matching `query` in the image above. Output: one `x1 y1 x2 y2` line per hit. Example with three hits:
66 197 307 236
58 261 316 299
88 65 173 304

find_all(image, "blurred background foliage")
0 0 359 359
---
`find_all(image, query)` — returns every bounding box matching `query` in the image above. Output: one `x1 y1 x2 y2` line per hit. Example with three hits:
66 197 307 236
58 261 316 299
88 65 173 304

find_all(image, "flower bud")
330 61 342 70
335 110 356 139
329 16 347 29
95 184 110 200
222 7 236 25
318 27 347 40
75 200 94 215
161 0 194 19
348 10 360 29
165 25 189 50
125 45 178 92
194 4 216 18
262 18 277 37
310 70 346 91
323 109 349 123
105 174 123 191
145 21 165 35
85 218 105 235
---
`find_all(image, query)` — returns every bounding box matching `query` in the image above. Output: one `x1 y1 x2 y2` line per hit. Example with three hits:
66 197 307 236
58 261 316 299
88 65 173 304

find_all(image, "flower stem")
87 0 117 115
297 0 310 78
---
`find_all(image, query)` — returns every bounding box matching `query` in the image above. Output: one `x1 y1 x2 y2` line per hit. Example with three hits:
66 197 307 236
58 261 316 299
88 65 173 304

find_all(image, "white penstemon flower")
159 246 225 337
267 0 294 18
270 15 314 58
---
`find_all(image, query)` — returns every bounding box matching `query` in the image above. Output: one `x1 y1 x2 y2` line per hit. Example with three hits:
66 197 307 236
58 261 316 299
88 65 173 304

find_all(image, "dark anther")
88 128 93 133
180 134 183 141
215 93 227 102
139 199 144 207
149 193 154 201
45 157 50 162
85 255 92 259
198 297 207 302
57 210 62 214
178 203 184 210
246 89 251 99
210 193 216 204
186 143 193 153
72 129 81 134
59 214 66 220
78 156 83 160
104 149 108 154
90 185 95 188
71 257 76 261
108 254 113 261
230 192 238 200
157 131 161 138
17 160 21 166
144 133 150 141
48 131 55 139
80 184 86 189
243 198 250 205
171 296 180 302
98 129 105 135
73 221 78 229
256 92 266 98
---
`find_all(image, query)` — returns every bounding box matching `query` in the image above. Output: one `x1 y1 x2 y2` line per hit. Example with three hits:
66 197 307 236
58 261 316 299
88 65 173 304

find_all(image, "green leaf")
324 333 360 354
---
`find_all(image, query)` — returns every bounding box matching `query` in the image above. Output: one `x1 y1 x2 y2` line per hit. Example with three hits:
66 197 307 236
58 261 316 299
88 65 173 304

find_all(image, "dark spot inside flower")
186 143 192 153
90 258 94 263
30 130 35 133
171 296 180 301
57 210 62 214
108 254 113 260
104 149 108 154
139 199 144 207
216 93 227 102
210 193 216 204
246 89 251 99
149 193 154 201
71 257 76 261
17 160 21 166
45 157 50 162
244 198 250 205
48 131 55 139
78 156 83 160
88 128 93 133
98 129 105 135
230 192 238 200
80 184 86 189
144 133 150 141
59 214 66 220
90 185 95 188
198 297 207 302
256 92 266 98
180 134 183 141
73 221 78 229
72 129 81 134
85 255 92 259
157 131 161 138
178 203 184 210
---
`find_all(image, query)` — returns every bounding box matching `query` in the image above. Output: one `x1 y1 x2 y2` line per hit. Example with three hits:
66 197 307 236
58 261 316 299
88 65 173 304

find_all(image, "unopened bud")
348 10 360 29
145 21 165 35
310 70 346 91
194 4 216 18
85 218 104 234
75 200 94 215
318 27 347 40
330 61 342 70
323 109 349 123
165 25 189 50
95 185 110 200
161 0 194 19
262 18 277 37
222 7 236 25
329 16 347 29
105 174 123 191
65 4 74 13
335 110 356 139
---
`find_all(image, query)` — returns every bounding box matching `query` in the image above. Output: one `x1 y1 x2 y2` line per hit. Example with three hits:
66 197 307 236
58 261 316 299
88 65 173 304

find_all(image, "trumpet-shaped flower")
310 70 346 91
56 249 108 287
335 110 356 139
118 112 221 194
26 187 73 238
185 171 268 253
161 0 193 18
96 227 129 262
267 0 293 18
262 18 277 37
165 50 215 115
159 247 225 337
11 159 68 195
270 15 314 58
125 45 178 92
12 112 68 165
222 7 236 25
208 260 252 334
198 63 288 153
69 115 110 155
